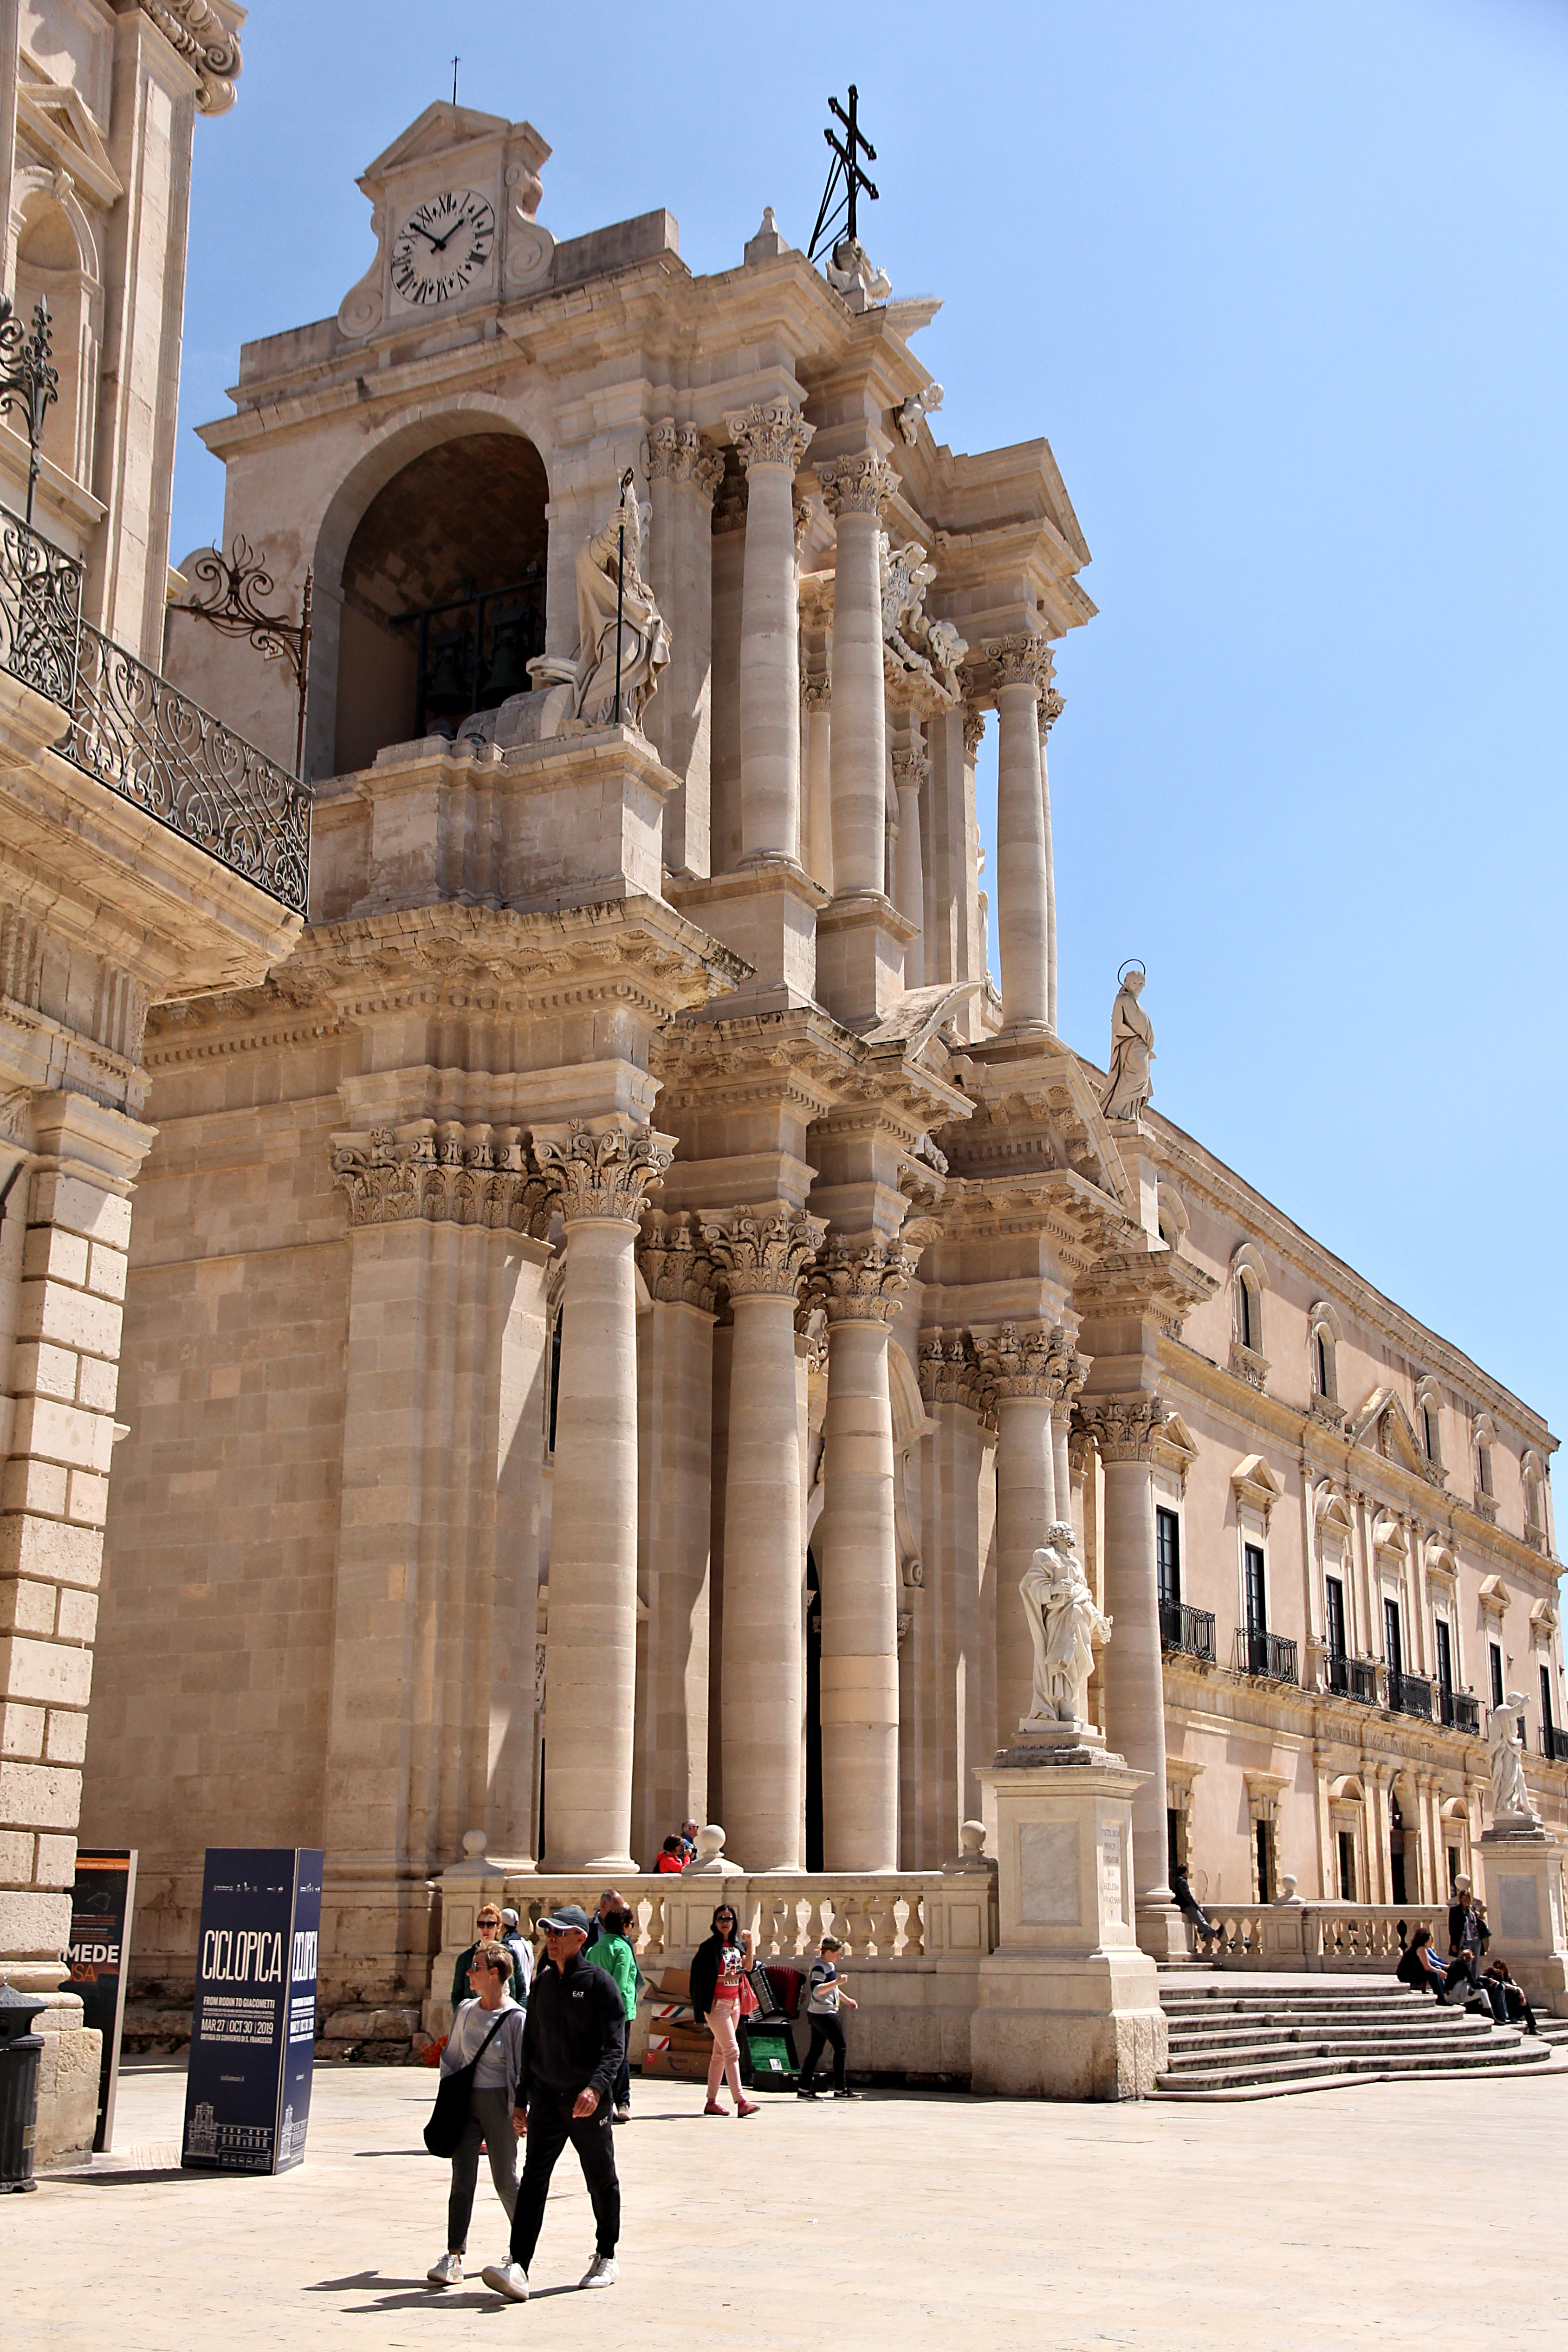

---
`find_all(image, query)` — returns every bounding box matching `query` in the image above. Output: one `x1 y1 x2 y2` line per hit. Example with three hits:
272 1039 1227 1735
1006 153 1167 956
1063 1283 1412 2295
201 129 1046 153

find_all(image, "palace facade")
0 29 1556 2096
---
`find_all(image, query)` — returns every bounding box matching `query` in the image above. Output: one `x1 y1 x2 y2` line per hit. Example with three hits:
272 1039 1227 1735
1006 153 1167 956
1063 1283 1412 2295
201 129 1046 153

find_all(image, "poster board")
181 1847 324 2175
68 1848 138 2152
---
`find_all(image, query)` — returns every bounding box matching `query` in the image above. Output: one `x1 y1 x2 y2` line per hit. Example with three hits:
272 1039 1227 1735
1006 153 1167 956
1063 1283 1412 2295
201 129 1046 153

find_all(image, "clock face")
389 188 496 307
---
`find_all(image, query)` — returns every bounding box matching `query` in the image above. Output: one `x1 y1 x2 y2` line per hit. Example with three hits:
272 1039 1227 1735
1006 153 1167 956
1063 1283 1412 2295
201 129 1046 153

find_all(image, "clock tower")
336 102 555 342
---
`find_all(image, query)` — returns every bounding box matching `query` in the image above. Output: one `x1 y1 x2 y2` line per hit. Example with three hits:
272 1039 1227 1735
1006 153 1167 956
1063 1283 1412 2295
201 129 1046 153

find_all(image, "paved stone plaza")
8 2060 1565 2348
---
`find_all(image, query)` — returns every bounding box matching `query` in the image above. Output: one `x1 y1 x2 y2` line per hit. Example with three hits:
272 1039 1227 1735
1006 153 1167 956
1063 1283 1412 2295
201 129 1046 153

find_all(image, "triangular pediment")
360 102 545 191
16 69 123 209
1351 1386 1436 1480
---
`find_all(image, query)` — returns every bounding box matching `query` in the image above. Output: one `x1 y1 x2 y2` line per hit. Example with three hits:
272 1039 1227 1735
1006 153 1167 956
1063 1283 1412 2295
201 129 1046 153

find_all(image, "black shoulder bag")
424 2010 511 2158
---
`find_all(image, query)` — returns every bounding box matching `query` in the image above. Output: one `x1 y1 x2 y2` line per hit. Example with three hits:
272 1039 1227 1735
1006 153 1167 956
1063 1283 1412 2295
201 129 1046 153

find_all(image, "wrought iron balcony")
1326 1652 1379 1704
1387 1670 1432 1720
1435 1687 1481 1735
1234 1627 1298 1685
1160 1600 1217 1662
0 506 309 913
1540 1724 1568 1764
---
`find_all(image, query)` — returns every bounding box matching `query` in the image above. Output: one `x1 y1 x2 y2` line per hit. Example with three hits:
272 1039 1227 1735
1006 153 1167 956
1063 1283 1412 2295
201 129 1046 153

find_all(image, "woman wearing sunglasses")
688 1902 759 2117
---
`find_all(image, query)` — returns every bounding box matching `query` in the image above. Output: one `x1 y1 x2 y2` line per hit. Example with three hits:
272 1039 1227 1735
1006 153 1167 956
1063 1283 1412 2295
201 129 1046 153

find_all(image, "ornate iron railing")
1326 1652 1380 1703
1435 1686 1482 1735
1388 1670 1433 1720
1234 1627 1298 1685
1540 1724 1568 1763
0 506 309 913
1160 1600 1217 1662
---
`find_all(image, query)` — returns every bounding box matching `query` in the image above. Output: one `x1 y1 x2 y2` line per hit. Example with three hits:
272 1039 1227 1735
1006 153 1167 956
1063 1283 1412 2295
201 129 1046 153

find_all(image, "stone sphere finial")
462 1828 487 1859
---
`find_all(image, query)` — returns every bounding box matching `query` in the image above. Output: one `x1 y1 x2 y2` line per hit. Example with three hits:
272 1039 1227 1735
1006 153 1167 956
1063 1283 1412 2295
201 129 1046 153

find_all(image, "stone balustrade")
1192 1900 1450 1970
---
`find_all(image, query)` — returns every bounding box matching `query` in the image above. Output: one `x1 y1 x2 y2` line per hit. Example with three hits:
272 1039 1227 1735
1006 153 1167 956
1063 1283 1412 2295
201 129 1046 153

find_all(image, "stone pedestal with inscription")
1477 1821 1568 2019
971 1727 1168 2099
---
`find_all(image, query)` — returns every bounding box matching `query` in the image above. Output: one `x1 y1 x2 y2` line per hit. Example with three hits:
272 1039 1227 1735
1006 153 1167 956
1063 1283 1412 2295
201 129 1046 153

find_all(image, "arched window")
1229 1245 1269 1387
1238 1273 1257 1353
1414 1378 1443 1472
12 187 101 494
1473 1412 1496 1501
1523 1451 1548 1546
1308 1301 1342 1406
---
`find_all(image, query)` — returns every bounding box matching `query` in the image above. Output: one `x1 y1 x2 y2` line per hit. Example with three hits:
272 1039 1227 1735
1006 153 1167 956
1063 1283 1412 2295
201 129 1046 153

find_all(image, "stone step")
1165 2026 1499 2061
1156 2040 1549 2094
1163 2030 1510 2072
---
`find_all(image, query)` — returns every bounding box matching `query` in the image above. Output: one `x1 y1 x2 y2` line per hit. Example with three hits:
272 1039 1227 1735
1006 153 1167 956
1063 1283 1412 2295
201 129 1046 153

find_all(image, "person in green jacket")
585 1905 639 2122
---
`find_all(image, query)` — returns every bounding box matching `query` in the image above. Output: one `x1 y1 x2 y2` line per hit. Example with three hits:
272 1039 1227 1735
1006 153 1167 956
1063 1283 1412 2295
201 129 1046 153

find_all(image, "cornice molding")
139 1 243 114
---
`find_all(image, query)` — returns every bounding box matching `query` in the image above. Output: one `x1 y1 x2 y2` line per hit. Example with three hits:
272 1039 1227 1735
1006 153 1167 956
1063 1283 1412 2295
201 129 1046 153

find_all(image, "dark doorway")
805 1549 823 1872
1325 1575 1346 1664
1337 1828 1356 1901
1255 1820 1272 1905
334 431 549 774
1384 1596 1404 1706
1167 1807 1180 1881
1389 1791 1407 1907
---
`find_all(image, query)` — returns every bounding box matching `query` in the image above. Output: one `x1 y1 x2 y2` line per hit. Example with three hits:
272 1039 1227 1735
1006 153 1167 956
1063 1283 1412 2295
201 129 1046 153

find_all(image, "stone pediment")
1350 1386 1442 1483
16 70 124 209
358 102 537 192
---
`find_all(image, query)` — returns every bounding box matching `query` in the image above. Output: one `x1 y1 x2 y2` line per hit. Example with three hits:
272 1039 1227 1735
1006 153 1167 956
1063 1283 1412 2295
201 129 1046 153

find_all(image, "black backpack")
423 2010 511 2158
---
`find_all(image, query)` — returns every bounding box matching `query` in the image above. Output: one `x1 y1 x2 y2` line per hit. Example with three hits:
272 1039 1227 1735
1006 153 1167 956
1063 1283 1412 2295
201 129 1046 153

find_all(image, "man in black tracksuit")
481 1904 625 2301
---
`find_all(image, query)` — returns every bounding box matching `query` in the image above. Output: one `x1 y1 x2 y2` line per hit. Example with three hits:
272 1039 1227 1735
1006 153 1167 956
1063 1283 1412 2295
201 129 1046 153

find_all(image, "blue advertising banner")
181 1848 324 2175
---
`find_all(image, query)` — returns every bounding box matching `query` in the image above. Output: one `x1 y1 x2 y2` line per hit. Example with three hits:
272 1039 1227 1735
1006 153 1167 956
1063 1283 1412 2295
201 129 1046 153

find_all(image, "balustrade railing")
1541 1724 1568 1763
1160 1600 1217 1662
1388 1670 1433 1720
1326 1653 1380 1703
1434 1687 1482 1735
0 505 309 913
1192 1899 1449 1969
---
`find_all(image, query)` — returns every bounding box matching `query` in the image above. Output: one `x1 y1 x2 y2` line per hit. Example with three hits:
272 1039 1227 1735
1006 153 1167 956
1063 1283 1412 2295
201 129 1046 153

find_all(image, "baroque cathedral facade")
0 21 1557 2072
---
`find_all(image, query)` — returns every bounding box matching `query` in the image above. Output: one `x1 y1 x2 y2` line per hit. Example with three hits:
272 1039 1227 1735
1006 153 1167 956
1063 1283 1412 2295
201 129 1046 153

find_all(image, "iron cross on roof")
808 85 880 261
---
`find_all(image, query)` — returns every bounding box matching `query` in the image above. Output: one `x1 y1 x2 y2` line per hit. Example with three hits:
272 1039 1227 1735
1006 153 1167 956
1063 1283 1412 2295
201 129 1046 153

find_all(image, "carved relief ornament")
533 1120 674 1225
330 1125 551 1236
817 451 898 519
962 707 986 761
975 1320 1075 1402
646 420 725 503
1076 1394 1171 1464
704 1207 828 1298
139 1 243 112
1038 687 1065 737
985 632 1055 693
726 397 815 472
637 1210 720 1310
801 676 831 716
806 1234 916 1323
918 1330 986 1412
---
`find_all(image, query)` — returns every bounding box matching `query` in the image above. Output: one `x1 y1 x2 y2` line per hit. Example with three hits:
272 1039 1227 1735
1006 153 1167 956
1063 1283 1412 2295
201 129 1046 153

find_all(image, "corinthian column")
809 1234 915 1871
985 633 1055 1033
802 676 833 894
819 452 896 896
1078 1394 1181 1952
1039 681 1064 1032
726 398 815 862
644 420 724 876
978 1323 1072 1741
534 1120 674 1870
705 1208 825 1870
892 741 928 988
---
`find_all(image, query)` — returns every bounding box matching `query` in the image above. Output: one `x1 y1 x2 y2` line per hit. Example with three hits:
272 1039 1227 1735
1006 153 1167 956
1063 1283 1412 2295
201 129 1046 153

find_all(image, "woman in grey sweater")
427 1941 527 2287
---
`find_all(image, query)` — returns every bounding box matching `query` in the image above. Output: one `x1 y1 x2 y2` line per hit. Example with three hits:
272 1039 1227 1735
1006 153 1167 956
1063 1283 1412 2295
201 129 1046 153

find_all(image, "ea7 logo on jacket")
571 1988 584 1998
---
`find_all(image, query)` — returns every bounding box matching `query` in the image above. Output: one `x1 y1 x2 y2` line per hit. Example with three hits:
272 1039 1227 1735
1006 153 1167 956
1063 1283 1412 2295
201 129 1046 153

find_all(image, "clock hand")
405 220 443 247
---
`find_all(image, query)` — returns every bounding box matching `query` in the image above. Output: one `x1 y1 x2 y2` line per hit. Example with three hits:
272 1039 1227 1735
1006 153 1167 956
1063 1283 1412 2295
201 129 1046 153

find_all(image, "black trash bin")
0 1979 48 2192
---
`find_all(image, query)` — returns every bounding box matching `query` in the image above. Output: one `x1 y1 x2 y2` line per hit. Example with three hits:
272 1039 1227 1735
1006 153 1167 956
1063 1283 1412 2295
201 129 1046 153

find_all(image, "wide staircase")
1154 1970 1561 2098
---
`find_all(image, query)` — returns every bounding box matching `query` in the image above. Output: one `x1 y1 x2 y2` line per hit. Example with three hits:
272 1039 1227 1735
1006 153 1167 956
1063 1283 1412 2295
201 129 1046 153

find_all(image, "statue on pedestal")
532 469 670 731
1102 961 1154 1122
1021 1523 1111 1730
1488 1693 1540 1826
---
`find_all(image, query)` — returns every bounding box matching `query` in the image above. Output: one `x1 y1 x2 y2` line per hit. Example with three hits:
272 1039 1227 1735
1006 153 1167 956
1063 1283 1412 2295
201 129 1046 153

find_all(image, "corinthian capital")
637 1209 720 1310
818 451 897 519
806 1233 915 1324
532 1120 674 1225
891 745 931 792
726 397 815 472
1076 1393 1170 1463
801 675 831 716
704 1206 827 1298
330 1122 551 1236
974 1320 1074 1402
646 420 725 501
1038 686 1065 737
986 632 1055 693
962 706 986 761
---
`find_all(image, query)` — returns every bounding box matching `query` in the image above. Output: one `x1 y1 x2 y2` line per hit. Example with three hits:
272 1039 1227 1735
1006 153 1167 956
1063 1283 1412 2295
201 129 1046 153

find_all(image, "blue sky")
174 1 1567 1484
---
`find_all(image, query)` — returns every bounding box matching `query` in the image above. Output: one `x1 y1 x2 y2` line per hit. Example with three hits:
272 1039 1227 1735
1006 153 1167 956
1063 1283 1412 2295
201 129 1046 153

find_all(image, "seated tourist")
1395 1924 1473 2005
1170 1864 1216 1939
1482 1958 1540 2036
654 1836 686 1875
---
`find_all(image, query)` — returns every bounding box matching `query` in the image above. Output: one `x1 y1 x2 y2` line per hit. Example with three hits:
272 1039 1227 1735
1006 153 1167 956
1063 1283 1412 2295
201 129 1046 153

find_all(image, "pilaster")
644 419 723 877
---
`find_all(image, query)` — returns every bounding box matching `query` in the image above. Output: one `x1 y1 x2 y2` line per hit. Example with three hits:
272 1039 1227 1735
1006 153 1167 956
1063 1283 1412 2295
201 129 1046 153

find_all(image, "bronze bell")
480 616 530 705
424 635 469 719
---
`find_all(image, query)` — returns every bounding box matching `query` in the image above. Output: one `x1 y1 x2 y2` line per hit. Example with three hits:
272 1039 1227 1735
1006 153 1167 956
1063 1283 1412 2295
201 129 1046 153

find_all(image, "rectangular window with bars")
1490 1642 1505 1712
1156 1507 1180 1610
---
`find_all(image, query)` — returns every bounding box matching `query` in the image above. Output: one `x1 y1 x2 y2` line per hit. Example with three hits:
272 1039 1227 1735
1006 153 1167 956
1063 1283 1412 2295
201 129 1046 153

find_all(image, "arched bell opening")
332 428 549 774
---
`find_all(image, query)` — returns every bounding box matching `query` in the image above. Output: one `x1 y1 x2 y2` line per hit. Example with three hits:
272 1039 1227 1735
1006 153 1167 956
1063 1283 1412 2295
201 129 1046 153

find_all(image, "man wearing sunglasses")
481 1905 626 2302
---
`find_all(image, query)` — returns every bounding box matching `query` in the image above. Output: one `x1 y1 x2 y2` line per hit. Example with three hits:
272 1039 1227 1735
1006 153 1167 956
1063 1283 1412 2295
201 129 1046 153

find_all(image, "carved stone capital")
986 632 1055 693
1038 686 1065 737
891 746 931 793
1076 1394 1170 1464
919 1329 985 1411
727 397 815 473
974 1321 1074 1402
330 1123 551 1236
801 675 831 716
962 706 986 761
807 1233 915 1323
818 451 897 520
533 1120 674 1226
712 471 749 534
646 419 724 502
793 487 815 556
139 0 243 112
704 1207 827 1299
637 1209 720 1310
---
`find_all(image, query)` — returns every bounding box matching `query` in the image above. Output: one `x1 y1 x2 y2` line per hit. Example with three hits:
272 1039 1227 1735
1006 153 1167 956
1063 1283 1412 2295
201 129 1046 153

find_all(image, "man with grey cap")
481 1904 625 2301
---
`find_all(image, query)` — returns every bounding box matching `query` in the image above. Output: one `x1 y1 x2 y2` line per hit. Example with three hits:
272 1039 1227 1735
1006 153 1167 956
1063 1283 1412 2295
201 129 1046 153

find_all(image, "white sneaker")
426 2251 462 2287
480 2262 530 2302
613 2105 631 2123
580 2253 619 2289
